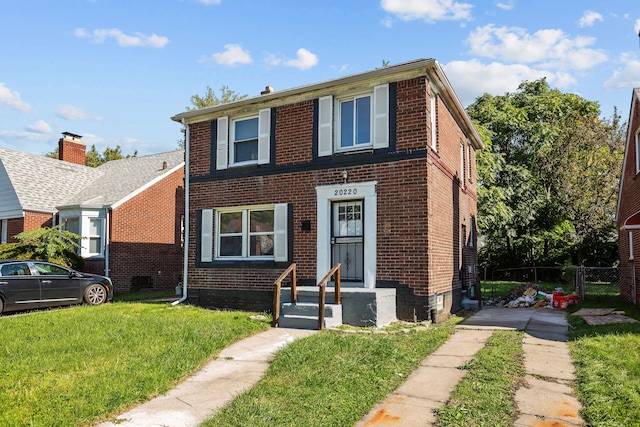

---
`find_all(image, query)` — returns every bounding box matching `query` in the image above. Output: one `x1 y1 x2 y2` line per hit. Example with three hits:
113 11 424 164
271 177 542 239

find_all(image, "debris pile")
484 283 551 308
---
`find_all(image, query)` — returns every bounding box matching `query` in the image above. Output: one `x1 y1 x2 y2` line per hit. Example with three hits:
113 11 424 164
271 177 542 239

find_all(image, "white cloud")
467 24 607 70
55 104 102 121
264 53 281 67
203 44 252 66
26 120 52 134
603 53 640 90
381 0 473 23
283 49 318 70
74 28 169 48
0 83 33 113
443 59 575 107
495 0 513 11
579 10 603 28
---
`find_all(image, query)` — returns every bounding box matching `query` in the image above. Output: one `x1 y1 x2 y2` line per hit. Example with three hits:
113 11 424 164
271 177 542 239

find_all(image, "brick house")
617 88 640 304
0 133 185 292
172 58 483 323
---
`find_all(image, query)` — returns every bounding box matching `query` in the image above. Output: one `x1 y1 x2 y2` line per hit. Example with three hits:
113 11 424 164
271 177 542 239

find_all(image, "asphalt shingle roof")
0 147 184 213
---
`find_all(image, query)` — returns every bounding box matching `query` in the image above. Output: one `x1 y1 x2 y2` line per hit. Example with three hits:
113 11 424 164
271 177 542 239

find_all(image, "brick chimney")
58 132 86 166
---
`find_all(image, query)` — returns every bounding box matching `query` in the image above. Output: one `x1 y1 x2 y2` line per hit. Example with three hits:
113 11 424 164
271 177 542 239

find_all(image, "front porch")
273 264 396 329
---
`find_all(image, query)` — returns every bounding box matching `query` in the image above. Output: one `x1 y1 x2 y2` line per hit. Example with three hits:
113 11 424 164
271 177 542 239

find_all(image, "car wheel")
84 284 108 305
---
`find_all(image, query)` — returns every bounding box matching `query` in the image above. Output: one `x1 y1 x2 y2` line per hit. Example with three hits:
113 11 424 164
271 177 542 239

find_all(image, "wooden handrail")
317 263 341 329
273 263 297 327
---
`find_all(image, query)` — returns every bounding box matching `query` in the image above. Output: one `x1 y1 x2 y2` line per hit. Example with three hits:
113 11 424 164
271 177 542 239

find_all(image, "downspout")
104 207 110 277
173 119 190 305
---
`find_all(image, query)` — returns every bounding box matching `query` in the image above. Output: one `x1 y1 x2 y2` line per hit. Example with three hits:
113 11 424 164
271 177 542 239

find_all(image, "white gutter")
173 119 190 305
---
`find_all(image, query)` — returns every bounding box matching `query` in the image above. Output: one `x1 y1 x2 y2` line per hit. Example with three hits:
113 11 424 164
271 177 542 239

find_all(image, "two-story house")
617 88 640 305
172 58 482 325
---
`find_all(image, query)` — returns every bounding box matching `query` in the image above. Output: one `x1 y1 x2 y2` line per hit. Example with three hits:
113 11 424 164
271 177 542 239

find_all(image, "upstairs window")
318 84 389 156
216 108 271 170
231 116 259 165
430 93 437 151
338 95 371 150
636 130 640 175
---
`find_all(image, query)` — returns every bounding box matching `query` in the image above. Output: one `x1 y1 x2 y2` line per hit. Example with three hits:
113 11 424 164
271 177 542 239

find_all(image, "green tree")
45 145 137 167
0 226 84 269
85 144 137 167
179 85 248 148
186 85 247 111
468 79 625 269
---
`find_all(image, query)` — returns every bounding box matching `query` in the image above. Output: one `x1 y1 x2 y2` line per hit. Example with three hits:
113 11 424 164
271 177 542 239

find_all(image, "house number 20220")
335 188 357 196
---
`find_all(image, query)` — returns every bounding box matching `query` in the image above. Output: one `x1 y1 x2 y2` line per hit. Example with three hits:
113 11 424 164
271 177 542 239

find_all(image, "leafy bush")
0 226 84 269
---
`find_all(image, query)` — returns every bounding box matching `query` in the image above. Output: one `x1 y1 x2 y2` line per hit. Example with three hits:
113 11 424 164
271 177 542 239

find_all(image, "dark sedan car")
0 260 113 314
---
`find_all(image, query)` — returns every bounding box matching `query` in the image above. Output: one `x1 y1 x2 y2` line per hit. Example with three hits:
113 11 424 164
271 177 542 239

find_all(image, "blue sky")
1 0 639 156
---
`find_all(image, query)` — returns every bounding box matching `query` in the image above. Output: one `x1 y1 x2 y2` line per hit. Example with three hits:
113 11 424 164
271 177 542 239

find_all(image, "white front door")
316 182 377 288
332 200 364 282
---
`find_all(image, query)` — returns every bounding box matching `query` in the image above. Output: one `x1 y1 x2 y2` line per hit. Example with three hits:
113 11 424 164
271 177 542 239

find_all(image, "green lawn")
204 319 459 427
568 301 640 426
0 303 269 427
435 330 525 427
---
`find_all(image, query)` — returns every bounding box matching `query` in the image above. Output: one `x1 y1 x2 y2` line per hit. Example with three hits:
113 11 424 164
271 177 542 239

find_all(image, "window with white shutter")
216 108 271 170
210 203 288 262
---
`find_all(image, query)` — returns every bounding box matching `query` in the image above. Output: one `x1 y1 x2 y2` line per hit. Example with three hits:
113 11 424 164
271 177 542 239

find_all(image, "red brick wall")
189 121 211 176
107 168 185 291
275 100 315 165
58 138 86 166
3 212 54 243
186 76 478 318
618 94 640 304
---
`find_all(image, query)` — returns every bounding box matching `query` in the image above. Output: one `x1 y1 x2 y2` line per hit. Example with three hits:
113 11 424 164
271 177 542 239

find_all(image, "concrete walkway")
96 327 316 427
357 307 584 426
96 307 583 427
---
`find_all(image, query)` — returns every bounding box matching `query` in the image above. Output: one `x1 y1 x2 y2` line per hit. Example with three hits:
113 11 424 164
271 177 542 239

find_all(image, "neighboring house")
617 88 640 305
0 132 185 292
172 58 483 324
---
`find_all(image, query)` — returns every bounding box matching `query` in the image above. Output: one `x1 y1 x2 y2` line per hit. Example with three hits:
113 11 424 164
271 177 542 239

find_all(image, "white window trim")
201 203 287 262
60 210 106 258
335 92 374 153
229 114 259 167
630 231 635 261
635 130 640 175
318 84 389 156
430 93 437 151
1 219 7 244
216 108 271 170
460 140 466 185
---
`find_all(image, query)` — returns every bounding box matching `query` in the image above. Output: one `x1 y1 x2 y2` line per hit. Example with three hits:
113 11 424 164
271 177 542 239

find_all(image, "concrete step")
281 302 341 318
278 302 343 329
281 286 340 304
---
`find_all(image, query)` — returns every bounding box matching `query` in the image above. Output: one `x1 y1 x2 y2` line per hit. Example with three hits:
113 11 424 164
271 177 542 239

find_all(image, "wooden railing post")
318 283 326 330
334 264 341 305
291 264 297 303
273 263 296 328
272 282 281 327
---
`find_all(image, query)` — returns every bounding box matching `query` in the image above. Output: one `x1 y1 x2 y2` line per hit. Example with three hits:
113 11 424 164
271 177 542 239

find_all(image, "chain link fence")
485 266 636 305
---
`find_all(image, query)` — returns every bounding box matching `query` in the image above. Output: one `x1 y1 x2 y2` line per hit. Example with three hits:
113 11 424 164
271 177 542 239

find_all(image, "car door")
0 262 41 310
33 262 83 305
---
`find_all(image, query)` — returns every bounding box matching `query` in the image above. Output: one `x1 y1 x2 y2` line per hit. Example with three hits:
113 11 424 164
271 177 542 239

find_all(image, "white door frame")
316 181 377 288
